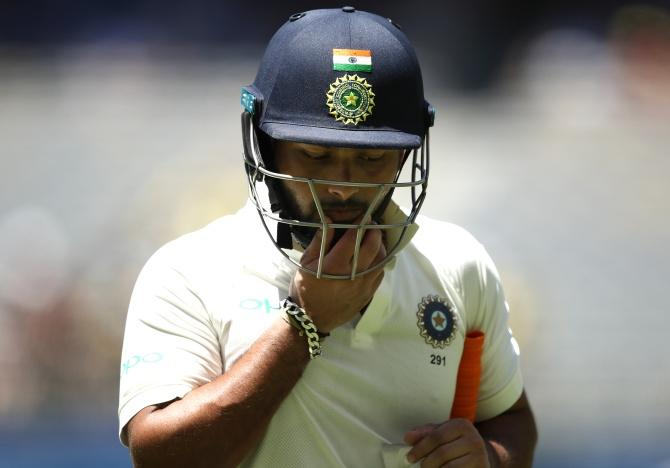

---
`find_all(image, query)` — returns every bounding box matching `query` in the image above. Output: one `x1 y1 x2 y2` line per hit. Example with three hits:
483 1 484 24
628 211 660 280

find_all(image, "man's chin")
324 209 364 223
290 224 349 249
291 224 318 249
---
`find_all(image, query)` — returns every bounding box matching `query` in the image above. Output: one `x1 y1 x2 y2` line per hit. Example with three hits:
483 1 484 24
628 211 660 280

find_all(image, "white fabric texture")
118 201 523 466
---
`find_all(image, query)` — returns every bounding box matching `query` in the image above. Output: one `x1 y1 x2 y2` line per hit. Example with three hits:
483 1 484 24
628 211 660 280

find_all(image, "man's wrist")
281 297 327 359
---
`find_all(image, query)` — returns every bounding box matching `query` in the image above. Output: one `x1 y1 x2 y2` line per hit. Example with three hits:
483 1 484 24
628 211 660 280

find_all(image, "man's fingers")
370 229 387 268
421 436 489 468
354 227 384 271
325 224 357 259
403 424 437 445
325 220 385 273
301 217 335 266
301 215 387 275
405 421 467 464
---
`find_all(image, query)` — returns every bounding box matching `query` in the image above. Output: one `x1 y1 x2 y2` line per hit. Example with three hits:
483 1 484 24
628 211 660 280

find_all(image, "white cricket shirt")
118 201 523 467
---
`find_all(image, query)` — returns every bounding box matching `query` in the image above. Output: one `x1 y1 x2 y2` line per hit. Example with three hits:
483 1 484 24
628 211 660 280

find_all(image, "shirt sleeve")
117 242 223 445
464 243 524 422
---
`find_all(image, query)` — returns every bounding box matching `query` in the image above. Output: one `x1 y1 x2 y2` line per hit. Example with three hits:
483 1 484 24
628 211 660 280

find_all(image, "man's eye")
302 151 327 160
359 154 384 162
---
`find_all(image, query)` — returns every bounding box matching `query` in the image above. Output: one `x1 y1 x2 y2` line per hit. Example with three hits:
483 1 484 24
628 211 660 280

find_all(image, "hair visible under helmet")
241 6 434 280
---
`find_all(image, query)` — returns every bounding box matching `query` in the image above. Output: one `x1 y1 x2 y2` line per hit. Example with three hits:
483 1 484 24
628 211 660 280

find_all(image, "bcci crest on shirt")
417 295 458 349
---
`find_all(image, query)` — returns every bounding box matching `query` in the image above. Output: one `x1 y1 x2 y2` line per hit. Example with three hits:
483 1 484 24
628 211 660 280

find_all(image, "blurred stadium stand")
1 1 669 467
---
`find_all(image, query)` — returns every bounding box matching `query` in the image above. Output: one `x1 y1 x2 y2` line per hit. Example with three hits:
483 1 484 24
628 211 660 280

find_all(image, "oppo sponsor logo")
239 298 280 314
121 352 163 375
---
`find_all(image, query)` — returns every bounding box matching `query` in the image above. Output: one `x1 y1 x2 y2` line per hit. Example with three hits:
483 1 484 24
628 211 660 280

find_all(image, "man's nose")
326 160 360 200
327 184 359 201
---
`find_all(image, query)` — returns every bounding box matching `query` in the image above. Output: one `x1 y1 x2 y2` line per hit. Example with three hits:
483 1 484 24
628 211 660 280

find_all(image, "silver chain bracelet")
281 297 324 359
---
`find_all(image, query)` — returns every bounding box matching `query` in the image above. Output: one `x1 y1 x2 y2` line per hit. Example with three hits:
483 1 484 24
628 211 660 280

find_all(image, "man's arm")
404 390 537 468
476 390 537 467
127 318 309 468
126 224 386 468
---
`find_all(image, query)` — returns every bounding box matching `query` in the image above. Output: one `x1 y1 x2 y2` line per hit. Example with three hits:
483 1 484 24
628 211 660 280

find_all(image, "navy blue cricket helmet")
241 6 434 280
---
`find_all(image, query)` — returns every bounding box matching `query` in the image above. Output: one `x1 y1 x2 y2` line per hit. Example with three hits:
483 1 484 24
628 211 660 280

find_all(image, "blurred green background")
1 1 669 466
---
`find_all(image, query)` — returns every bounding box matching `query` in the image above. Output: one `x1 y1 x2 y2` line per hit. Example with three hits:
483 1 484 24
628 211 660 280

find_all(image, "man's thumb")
301 217 334 266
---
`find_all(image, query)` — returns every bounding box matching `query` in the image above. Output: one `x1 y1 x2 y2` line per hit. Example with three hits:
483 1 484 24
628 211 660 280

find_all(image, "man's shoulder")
412 213 484 254
145 202 263 272
410 215 495 288
404 213 494 280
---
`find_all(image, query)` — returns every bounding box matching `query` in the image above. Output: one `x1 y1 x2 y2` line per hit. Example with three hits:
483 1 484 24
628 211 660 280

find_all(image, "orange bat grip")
450 331 485 422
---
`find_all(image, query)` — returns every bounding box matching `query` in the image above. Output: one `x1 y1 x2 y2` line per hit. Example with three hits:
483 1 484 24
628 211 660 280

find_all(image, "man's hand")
404 419 493 468
289 217 386 333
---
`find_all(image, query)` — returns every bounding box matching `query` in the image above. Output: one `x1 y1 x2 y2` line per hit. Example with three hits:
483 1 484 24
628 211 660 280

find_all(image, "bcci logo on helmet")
326 74 375 125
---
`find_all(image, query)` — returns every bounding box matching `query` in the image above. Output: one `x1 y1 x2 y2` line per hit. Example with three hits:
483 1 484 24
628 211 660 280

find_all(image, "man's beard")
280 188 385 249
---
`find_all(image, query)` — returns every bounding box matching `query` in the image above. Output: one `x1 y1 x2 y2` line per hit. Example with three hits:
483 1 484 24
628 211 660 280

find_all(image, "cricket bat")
450 331 485 422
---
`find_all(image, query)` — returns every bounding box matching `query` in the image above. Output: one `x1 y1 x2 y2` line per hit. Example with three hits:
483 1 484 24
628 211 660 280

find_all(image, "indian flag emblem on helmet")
326 74 375 125
332 49 372 72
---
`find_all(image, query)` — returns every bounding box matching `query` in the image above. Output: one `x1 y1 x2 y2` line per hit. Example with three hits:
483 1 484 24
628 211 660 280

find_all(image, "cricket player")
119 6 537 467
